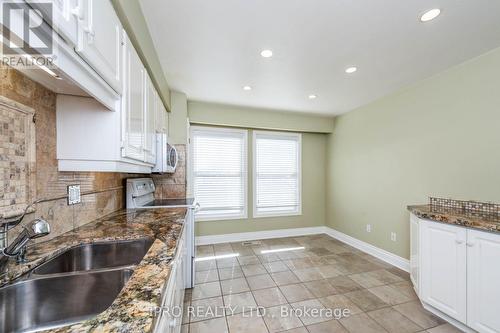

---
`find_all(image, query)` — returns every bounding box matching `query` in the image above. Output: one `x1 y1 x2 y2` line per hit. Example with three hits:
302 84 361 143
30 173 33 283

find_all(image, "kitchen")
1 1 500 333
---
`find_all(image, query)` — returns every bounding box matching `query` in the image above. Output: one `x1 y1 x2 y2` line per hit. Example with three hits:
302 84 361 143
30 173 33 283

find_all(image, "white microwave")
153 133 178 173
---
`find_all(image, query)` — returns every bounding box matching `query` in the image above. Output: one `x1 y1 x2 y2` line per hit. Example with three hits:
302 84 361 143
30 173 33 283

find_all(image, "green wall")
169 91 188 144
195 130 327 237
188 102 330 237
111 0 171 110
188 101 334 133
326 47 500 259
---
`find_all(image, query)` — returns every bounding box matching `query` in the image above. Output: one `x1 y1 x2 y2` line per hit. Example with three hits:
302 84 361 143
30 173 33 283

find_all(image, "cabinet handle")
71 6 83 19
466 242 475 247
455 239 464 244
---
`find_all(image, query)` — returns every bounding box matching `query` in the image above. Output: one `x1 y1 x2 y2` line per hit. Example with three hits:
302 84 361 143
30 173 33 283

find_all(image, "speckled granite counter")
2 207 187 332
408 204 500 233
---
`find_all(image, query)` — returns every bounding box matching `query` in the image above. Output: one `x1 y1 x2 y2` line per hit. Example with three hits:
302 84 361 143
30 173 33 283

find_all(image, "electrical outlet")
67 185 81 205
391 232 397 242
366 224 372 233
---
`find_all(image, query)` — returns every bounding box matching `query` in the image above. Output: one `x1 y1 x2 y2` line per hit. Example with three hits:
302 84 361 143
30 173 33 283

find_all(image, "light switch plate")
67 185 81 205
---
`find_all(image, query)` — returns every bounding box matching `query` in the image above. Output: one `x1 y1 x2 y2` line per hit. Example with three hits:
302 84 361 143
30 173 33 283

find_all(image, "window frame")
252 130 302 218
189 125 248 222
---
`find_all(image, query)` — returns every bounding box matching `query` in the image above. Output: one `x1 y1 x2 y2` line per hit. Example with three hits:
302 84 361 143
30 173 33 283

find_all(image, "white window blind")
253 131 302 217
191 127 247 221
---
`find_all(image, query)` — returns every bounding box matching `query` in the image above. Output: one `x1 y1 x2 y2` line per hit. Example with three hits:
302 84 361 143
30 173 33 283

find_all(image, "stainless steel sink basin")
0 269 133 333
33 238 153 275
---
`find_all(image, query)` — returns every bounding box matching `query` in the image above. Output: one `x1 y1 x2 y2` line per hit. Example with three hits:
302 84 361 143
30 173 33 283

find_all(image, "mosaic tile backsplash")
0 95 36 216
429 197 500 216
0 66 186 243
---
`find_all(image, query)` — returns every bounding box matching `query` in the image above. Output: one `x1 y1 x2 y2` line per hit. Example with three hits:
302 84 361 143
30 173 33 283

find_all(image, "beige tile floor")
182 234 462 333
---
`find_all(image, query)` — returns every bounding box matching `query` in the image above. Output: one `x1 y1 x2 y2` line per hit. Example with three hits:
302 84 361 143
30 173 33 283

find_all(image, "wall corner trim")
324 227 410 272
195 226 410 273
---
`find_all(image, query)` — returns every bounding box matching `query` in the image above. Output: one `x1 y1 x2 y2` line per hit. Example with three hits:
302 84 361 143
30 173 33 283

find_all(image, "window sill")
253 211 302 219
195 214 248 222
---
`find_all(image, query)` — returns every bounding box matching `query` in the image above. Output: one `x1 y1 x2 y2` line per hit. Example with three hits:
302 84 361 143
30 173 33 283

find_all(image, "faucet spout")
3 219 50 256
0 219 50 275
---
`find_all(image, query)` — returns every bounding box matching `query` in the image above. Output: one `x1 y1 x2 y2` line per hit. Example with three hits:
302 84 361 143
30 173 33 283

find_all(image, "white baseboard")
324 227 410 272
195 226 326 245
195 225 410 273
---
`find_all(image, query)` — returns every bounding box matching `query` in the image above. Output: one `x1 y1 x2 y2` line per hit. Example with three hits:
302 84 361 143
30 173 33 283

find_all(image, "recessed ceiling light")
420 8 441 22
243 85 252 91
308 94 317 99
260 49 273 58
345 67 357 74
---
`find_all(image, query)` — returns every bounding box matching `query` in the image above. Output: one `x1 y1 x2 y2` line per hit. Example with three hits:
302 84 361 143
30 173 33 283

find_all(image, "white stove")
126 178 197 288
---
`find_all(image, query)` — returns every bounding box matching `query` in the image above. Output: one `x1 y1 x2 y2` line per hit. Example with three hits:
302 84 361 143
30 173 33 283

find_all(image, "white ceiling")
140 0 500 115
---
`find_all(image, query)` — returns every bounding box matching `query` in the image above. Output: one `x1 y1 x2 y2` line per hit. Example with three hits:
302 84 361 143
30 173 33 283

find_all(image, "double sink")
0 238 154 333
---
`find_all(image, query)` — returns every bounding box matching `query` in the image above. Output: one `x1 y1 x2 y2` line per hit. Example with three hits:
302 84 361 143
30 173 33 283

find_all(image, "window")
190 126 248 221
253 131 302 217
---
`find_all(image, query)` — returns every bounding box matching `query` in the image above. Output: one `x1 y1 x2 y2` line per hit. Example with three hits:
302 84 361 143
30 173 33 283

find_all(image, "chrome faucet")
0 219 50 274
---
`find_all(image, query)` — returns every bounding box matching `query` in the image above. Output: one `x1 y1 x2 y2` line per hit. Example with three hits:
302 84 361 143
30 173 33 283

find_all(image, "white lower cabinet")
467 229 500 333
420 220 467 323
413 214 500 333
410 213 420 293
155 223 187 333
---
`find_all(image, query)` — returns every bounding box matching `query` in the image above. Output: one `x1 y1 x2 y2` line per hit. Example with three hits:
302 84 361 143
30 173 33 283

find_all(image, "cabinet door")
409 214 420 294
157 262 177 333
30 0 79 46
77 0 122 93
121 33 145 161
144 74 157 164
467 229 500 333
172 231 186 333
420 220 467 323
185 208 195 288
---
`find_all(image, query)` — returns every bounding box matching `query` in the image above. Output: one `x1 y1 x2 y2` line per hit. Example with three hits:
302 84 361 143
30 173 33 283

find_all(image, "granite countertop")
408 204 500 233
2 207 188 333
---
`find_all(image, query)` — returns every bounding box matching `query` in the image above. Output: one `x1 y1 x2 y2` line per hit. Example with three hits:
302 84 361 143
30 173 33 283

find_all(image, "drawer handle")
71 6 82 19
455 239 464 245
466 242 475 247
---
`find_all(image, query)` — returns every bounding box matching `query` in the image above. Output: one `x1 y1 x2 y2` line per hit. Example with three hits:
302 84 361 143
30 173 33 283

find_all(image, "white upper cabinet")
121 33 145 162
420 220 467 323
54 1 167 172
30 0 79 46
77 0 123 94
467 229 500 333
144 74 157 164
